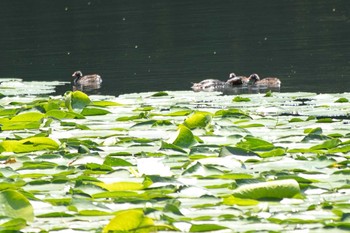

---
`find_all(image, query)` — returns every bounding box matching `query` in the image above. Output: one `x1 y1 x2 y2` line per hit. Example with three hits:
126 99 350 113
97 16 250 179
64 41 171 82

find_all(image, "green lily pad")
0 137 59 153
103 209 155 233
184 111 212 129
232 179 300 199
0 190 34 222
172 124 197 148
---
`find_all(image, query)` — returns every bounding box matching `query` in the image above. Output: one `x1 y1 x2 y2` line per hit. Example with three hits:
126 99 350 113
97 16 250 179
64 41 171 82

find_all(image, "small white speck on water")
264 37 268 40
87 2 91 5
67 52 71 55
135 45 138 49
64 7 68 11
122 17 126 21
213 51 216 55
332 8 336 12
148 56 151 59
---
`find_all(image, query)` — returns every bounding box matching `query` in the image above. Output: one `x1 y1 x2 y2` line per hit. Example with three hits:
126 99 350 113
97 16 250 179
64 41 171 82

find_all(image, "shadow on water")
0 1 349 96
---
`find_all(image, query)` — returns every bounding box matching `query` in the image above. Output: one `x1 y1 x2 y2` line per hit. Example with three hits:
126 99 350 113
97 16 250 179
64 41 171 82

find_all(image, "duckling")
191 79 226 92
226 73 250 86
72 71 102 85
247 73 281 87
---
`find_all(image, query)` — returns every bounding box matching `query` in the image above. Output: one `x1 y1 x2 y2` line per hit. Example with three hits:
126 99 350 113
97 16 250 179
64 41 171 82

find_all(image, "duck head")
229 73 236 79
72 71 83 79
248 74 260 84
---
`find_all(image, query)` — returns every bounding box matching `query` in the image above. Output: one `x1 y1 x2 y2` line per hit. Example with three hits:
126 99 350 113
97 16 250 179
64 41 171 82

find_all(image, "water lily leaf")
258 147 286 158
37 212 75 218
0 218 27 231
0 190 34 222
328 144 350 154
223 195 259 206
0 111 45 130
0 137 59 153
172 124 197 148
233 96 251 102
91 100 123 107
184 111 212 129
335 97 349 103
103 156 132 166
116 112 148 121
81 107 111 116
0 120 41 131
65 91 91 112
95 182 144 191
160 141 187 153
220 146 259 157
214 109 251 119
232 179 300 199
236 136 275 151
0 108 19 117
45 109 69 119
310 138 341 150
190 224 228 232
103 209 155 233
155 110 192 117
302 127 330 142
151 91 168 97
11 112 45 122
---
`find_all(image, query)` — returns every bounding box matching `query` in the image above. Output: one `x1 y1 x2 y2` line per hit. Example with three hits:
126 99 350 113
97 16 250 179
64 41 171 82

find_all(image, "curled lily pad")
65 91 91 112
184 111 212 129
172 124 197 148
232 179 300 199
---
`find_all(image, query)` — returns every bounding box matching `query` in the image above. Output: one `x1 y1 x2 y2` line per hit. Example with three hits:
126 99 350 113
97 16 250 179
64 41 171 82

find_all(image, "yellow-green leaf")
103 209 154 233
94 182 144 191
0 137 59 153
0 190 34 222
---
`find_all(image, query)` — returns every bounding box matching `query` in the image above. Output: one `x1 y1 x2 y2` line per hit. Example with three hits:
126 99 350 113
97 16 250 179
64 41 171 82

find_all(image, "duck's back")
77 74 102 84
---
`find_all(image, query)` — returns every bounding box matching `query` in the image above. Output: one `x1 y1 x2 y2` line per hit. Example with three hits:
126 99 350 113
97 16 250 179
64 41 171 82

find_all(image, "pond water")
0 1 349 96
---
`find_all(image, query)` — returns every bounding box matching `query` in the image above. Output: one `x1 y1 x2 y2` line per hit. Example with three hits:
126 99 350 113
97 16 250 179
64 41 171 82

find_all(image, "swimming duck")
247 73 281 87
226 73 250 86
191 73 251 92
191 79 226 92
72 71 102 85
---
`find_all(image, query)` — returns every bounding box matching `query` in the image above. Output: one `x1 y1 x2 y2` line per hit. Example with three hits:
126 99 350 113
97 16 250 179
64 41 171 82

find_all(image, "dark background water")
0 0 349 96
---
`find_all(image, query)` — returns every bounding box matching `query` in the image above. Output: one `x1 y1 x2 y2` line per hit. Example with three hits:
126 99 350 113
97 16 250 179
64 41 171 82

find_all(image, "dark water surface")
0 1 349 96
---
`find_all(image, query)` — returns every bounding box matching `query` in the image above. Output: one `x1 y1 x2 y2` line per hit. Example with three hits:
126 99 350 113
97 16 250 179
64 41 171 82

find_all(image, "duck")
191 79 226 92
191 73 251 92
72 71 102 85
226 73 250 86
247 73 281 87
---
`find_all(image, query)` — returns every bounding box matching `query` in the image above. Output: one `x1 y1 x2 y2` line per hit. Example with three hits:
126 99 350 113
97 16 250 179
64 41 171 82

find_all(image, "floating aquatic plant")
1 79 350 232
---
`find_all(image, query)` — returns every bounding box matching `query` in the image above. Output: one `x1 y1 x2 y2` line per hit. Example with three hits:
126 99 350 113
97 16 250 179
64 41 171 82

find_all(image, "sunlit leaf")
151 91 168 97
0 190 34 222
172 124 197 148
232 179 300 199
0 137 59 153
65 90 91 112
184 111 212 129
222 195 259 206
95 182 144 191
91 100 123 107
236 135 275 151
190 223 228 232
232 96 251 102
10 112 45 122
81 107 111 116
103 209 155 233
214 108 251 119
